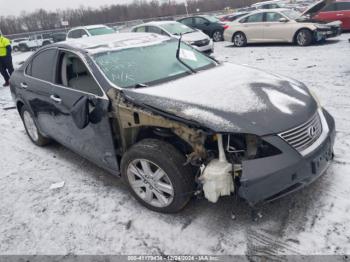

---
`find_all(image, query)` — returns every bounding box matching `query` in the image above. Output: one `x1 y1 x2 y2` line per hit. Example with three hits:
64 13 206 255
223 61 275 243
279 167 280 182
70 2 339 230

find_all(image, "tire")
20 105 50 146
212 30 223 42
295 29 313 46
233 32 247 47
121 139 195 213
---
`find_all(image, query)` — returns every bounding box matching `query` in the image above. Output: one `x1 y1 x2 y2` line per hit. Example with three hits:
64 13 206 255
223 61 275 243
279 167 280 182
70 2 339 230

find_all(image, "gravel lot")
0 33 349 257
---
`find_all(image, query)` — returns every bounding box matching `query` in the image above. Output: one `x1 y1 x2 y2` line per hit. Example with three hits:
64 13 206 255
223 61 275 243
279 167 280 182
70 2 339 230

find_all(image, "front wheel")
20 105 50 146
121 139 195 213
212 30 223 42
233 32 247 47
296 29 313 46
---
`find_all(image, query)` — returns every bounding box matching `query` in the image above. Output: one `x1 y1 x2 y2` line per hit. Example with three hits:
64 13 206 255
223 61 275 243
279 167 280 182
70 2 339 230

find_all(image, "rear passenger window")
336 2 350 10
135 26 146 32
55 51 103 96
322 3 336 11
180 18 193 26
242 13 264 23
27 49 57 82
147 26 163 35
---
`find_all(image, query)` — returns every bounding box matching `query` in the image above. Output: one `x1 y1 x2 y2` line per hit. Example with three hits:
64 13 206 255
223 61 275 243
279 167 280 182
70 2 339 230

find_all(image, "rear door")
263 12 293 42
49 49 119 172
22 48 58 137
239 13 264 42
334 2 350 29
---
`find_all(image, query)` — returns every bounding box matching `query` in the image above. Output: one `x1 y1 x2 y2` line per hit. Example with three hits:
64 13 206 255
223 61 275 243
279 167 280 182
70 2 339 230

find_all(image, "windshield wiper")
176 34 197 74
133 83 148 88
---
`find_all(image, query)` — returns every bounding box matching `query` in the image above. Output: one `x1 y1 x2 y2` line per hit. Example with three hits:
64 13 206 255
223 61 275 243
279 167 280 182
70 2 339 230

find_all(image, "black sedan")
177 15 228 42
10 33 335 213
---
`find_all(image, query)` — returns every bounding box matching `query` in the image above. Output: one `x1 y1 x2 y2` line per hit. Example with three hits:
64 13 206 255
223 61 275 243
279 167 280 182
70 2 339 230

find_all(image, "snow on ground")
0 34 349 257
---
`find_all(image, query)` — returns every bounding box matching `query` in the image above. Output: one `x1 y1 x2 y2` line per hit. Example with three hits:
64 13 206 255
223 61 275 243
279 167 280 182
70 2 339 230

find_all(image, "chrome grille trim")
279 112 323 154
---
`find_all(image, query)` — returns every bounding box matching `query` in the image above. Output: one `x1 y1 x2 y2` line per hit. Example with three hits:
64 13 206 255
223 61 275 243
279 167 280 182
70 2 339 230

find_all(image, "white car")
131 21 214 53
11 38 28 52
223 8 341 47
18 34 53 52
67 25 115 40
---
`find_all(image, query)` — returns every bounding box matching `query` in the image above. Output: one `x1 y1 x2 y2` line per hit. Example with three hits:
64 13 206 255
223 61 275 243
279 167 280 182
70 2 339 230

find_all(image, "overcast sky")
0 0 147 16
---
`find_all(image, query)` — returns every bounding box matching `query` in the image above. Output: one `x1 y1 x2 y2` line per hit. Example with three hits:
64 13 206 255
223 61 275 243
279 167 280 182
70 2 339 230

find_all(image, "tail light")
223 25 229 30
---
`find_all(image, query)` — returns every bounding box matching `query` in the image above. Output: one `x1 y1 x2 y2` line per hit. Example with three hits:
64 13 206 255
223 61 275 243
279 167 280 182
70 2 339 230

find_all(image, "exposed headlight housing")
309 89 321 108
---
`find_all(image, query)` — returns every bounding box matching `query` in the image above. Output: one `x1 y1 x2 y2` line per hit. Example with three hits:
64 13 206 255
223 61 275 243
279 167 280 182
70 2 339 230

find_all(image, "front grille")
279 112 322 153
192 39 210 47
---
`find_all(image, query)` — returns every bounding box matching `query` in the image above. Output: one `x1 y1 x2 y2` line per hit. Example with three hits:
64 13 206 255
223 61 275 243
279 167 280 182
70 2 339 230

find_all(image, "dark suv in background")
177 15 228 42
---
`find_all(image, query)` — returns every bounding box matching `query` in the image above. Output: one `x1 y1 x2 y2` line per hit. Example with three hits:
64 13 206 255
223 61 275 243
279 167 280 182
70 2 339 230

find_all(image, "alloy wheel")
234 34 245 47
297 31 307 46
213 31 222 42
23 111 39 142
127 159 174 208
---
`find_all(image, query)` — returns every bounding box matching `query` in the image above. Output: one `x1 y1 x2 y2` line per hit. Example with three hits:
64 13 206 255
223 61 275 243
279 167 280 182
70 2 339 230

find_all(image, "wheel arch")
232 31 247 42
293 27 314 43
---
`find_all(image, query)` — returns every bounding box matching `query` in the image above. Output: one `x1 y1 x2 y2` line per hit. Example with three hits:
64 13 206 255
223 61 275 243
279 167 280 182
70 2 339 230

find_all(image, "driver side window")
55 51 103 96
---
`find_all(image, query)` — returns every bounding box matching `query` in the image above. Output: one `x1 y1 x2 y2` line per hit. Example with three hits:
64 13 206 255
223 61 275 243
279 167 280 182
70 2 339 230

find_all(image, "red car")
303 0 350 30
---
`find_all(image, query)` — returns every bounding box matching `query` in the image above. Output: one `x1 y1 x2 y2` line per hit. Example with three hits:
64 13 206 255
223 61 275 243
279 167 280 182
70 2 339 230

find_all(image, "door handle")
50 95 62 104
20 82 28 89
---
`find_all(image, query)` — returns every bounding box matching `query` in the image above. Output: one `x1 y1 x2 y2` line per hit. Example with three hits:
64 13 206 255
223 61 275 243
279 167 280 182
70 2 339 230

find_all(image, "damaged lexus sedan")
10 33 335 213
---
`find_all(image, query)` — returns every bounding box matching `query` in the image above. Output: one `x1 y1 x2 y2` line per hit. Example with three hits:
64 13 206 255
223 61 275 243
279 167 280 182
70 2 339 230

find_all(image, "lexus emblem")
308 126 317 138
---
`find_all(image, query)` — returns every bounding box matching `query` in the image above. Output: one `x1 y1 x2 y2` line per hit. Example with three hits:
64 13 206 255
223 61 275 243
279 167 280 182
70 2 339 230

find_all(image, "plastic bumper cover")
238 108 336 206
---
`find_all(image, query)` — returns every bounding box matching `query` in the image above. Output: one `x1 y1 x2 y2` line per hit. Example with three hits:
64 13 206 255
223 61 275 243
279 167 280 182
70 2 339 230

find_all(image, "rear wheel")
296 29 313 46
20 106 50 146
212 30 223 42
121 139 195 213
233 32 247 47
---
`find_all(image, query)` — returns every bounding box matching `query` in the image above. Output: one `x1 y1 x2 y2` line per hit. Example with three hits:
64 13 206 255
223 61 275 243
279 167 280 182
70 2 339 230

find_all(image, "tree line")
0 0 258 35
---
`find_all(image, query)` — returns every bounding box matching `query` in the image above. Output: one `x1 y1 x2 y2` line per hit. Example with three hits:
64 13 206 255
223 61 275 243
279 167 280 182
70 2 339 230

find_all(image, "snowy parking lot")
0 34 349 257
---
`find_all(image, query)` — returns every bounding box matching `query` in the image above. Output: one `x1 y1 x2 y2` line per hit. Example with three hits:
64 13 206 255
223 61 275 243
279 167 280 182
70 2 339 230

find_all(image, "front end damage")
107 88 336 206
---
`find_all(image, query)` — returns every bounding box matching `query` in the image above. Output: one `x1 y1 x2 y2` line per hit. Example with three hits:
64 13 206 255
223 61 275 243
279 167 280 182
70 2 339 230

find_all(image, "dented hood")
123 63 318 136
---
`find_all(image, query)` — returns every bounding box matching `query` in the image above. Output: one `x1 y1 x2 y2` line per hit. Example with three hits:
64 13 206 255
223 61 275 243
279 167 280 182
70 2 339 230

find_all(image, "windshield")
281 10 301 20
161 23 195 35
93 40 216 88
88 27 115 36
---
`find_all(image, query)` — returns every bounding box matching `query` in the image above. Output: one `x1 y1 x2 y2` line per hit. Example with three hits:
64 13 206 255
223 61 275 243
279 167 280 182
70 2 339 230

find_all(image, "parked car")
67 25 115 39
251 0 285 9
18 34 53 52
302 0 350 30
10 33 335 213
224 9 341 46
219 12 250 22
11 38 28 52
131 21 214 53
177 15 229 42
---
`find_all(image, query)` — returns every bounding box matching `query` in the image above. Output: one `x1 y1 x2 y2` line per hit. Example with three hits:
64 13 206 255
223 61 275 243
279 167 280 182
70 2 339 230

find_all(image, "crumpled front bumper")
238 108 336 206
314 27 342 41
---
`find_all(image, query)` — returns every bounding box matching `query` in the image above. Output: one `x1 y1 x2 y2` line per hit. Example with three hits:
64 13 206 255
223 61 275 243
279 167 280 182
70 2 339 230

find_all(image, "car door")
239 13 264 42
263 12 292 42
194 17 211 35
334 2 350 29
21 48 58 137
49 49 119 172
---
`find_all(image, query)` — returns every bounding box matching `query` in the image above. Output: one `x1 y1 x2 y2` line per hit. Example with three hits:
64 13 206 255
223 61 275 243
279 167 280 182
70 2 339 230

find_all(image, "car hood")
123 63 318 136
180 31 209 42
301 0 331 16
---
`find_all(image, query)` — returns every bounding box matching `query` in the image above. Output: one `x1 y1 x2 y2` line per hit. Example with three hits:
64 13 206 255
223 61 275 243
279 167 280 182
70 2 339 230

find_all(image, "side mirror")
279 17 288 23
